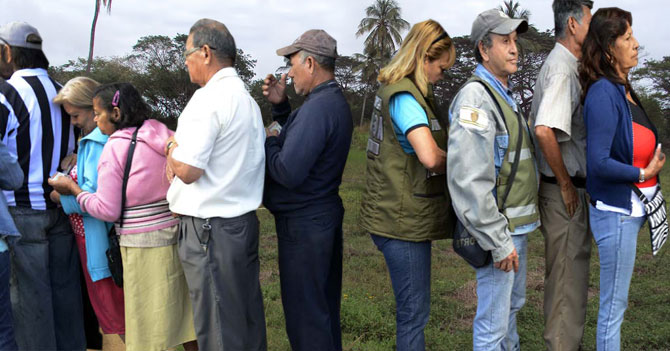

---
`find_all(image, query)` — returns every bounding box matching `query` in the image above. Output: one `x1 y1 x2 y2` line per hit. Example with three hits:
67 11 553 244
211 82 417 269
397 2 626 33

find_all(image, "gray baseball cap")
276 29 338 59
0 21 42 49
471 9 528 49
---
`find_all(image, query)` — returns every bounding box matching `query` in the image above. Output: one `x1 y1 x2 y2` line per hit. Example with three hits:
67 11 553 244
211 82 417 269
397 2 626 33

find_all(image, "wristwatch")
166 141 177 156
639 168 645 183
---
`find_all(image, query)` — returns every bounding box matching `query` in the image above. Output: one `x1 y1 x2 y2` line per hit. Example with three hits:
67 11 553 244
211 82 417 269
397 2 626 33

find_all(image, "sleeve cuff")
491 237 515 262
171 147 207 170
271 100 292 120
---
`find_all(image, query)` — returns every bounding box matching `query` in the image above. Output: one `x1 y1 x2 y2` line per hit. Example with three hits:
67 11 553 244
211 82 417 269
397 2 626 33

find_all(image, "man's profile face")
575 6 593 47
484 31 519 78
184 35 205 86
287 52 311 96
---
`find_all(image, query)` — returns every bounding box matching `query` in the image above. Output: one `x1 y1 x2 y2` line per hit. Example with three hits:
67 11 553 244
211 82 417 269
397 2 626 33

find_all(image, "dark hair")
579 7 633 99
474 33 493 63
553 0 594 40
189 18 236 64
93 83 149 130
6 46 49 69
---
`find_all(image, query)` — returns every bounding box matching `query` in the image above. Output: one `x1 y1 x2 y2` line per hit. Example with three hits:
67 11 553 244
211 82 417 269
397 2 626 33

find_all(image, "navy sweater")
263 80 353 217
584 77 656 210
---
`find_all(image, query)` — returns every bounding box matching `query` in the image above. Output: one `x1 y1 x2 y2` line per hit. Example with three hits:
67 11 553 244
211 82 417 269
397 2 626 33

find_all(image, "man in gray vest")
447 9 539 350
531 1 593 350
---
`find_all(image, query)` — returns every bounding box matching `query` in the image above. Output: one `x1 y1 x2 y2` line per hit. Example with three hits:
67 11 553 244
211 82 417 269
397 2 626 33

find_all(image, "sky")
2 0 668 80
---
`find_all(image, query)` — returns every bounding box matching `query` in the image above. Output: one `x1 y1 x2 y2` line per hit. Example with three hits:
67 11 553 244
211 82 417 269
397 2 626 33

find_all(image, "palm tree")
356 0 409 64
498 0 531 20
87 0 112 73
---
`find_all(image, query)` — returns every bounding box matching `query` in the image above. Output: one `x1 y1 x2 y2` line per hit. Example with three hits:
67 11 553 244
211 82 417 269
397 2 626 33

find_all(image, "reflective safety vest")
469 76 539 231
360 78 456 241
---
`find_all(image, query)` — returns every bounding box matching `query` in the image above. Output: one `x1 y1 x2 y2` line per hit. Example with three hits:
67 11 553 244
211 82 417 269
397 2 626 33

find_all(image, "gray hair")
298 50 336 72
474 33 494 63
189 18 236 64
553 0 594 40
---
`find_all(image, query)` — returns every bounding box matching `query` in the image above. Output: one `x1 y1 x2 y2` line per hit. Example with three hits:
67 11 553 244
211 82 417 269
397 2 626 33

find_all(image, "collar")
205 67 238 87
555 42 578 64
474 64 518 112
11 68 48 79
80 127 109 144
307 79 338 98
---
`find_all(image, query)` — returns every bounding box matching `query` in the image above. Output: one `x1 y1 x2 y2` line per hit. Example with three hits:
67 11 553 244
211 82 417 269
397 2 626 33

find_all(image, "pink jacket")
78 119 178 234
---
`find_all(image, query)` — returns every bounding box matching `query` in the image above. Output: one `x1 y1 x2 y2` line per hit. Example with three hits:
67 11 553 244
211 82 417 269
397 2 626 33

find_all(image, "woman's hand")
49 190 61 204
48 173 79 196
644 144 666 179
60 153 77 172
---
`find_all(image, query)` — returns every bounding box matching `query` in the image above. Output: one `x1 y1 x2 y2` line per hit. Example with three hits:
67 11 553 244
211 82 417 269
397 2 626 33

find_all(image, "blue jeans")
9 207 85 351
589 204 645 351
0 250 17 351
371 234 431 351
276 207 344 351
473 234 527 351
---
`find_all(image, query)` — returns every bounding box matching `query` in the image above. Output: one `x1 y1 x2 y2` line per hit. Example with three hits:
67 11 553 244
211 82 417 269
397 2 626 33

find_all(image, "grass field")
255 128 670 350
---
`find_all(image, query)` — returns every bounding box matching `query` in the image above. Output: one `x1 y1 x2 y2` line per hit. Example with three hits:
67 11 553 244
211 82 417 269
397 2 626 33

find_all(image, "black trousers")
275 206 344 351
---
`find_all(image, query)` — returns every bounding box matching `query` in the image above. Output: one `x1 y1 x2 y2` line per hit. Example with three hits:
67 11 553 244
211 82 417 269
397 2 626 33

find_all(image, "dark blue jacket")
264 80 353 217
584 77 654 210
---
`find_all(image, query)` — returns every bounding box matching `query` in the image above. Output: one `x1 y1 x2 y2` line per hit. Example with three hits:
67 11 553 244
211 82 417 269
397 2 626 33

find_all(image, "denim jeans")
589 204 645 351
473 234 527 351
371 234 431 351
276 207 344 351
0 250 17 351
9 207 85 351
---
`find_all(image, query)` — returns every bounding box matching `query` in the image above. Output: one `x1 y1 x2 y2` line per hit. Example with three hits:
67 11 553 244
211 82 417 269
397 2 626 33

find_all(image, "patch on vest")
367 139 381 156
369 97 384 141
458 106 488 131
430 119 442 131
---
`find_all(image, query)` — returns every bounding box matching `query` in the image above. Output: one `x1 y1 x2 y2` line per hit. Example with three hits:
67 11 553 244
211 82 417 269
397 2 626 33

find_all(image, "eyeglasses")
183 45 217 59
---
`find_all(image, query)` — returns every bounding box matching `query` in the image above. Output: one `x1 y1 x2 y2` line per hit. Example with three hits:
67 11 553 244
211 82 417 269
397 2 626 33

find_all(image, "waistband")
541 174 586 189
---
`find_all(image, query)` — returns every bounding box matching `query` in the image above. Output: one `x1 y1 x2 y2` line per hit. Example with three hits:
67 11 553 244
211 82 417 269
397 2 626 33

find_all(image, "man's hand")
262 74 288 104
49 190 60 204
560 181 579 217
166 163 175 183
494 248 519 273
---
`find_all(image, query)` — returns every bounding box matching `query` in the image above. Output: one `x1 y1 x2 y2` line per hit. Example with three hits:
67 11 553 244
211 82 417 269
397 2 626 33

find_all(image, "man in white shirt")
530 1 593 350
165 18 267 351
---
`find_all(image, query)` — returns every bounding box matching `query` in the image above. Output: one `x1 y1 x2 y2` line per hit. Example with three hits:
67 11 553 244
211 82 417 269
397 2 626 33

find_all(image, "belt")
540 174 586 189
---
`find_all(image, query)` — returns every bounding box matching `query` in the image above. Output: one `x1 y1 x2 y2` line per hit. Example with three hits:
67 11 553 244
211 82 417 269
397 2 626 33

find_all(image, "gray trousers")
539 181 592 351
178 211 267 351
9 207 85 351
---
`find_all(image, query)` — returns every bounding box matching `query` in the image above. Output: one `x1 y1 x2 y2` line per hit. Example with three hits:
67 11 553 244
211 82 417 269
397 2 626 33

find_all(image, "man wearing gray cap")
446 9 539 350
262 29 353 351
0 22 83 350
530 1 593 350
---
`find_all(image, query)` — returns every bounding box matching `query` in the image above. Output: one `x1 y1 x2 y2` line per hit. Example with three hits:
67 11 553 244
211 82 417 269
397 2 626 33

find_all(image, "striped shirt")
0 68 74 210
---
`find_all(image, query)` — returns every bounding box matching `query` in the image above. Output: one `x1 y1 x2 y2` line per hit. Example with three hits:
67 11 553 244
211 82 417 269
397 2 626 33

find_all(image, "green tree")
356 0 409 63
498 0 531 20
633 56 670 108
87 0 112 73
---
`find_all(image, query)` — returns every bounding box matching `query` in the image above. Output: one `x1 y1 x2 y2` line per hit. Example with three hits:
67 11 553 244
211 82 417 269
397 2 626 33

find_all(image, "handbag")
105 126 140 287
630 182 668 256
452 81 524 268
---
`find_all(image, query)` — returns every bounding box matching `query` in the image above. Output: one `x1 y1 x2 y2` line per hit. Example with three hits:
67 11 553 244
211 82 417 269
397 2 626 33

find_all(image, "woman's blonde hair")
378 19 456 96
53 76 101 108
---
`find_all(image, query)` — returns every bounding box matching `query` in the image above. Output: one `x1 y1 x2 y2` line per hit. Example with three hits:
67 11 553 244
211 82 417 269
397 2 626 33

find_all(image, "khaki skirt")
120 241 196 351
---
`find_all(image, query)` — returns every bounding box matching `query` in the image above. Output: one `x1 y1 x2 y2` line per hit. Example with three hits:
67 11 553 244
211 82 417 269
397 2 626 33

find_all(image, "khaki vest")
469 76 539 231
360 78 455 241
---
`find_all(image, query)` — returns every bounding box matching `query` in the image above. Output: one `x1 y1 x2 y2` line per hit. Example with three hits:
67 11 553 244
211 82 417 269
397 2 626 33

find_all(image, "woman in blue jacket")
0 140 23 351
50 77 125 339
580 8 665 350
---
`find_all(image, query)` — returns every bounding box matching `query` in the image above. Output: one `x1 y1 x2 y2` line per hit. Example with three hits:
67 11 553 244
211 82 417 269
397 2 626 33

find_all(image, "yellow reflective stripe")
505 204 537 218
507 148 532 162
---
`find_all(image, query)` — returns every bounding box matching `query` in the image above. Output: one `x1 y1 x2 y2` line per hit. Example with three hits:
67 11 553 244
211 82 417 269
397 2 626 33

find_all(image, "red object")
632 121 658 188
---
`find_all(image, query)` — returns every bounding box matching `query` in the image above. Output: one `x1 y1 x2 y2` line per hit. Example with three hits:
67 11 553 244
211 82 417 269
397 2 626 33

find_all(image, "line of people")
0 1 665 351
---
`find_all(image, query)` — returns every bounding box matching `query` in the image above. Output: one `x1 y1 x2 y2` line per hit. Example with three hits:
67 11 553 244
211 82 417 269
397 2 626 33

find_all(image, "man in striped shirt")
0 22 85 350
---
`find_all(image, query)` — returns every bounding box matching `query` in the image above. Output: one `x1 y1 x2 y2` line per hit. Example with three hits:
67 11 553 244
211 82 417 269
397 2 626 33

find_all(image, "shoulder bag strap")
470 81 524 210
118 126 140 229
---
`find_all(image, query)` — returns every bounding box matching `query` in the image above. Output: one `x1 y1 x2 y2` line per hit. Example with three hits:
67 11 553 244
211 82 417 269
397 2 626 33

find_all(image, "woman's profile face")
611 22 639 78
92 97 118 136
423 51 452 85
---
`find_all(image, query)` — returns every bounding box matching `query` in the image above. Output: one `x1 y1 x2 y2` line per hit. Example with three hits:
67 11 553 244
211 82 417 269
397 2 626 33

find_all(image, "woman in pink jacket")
50 83 197 351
